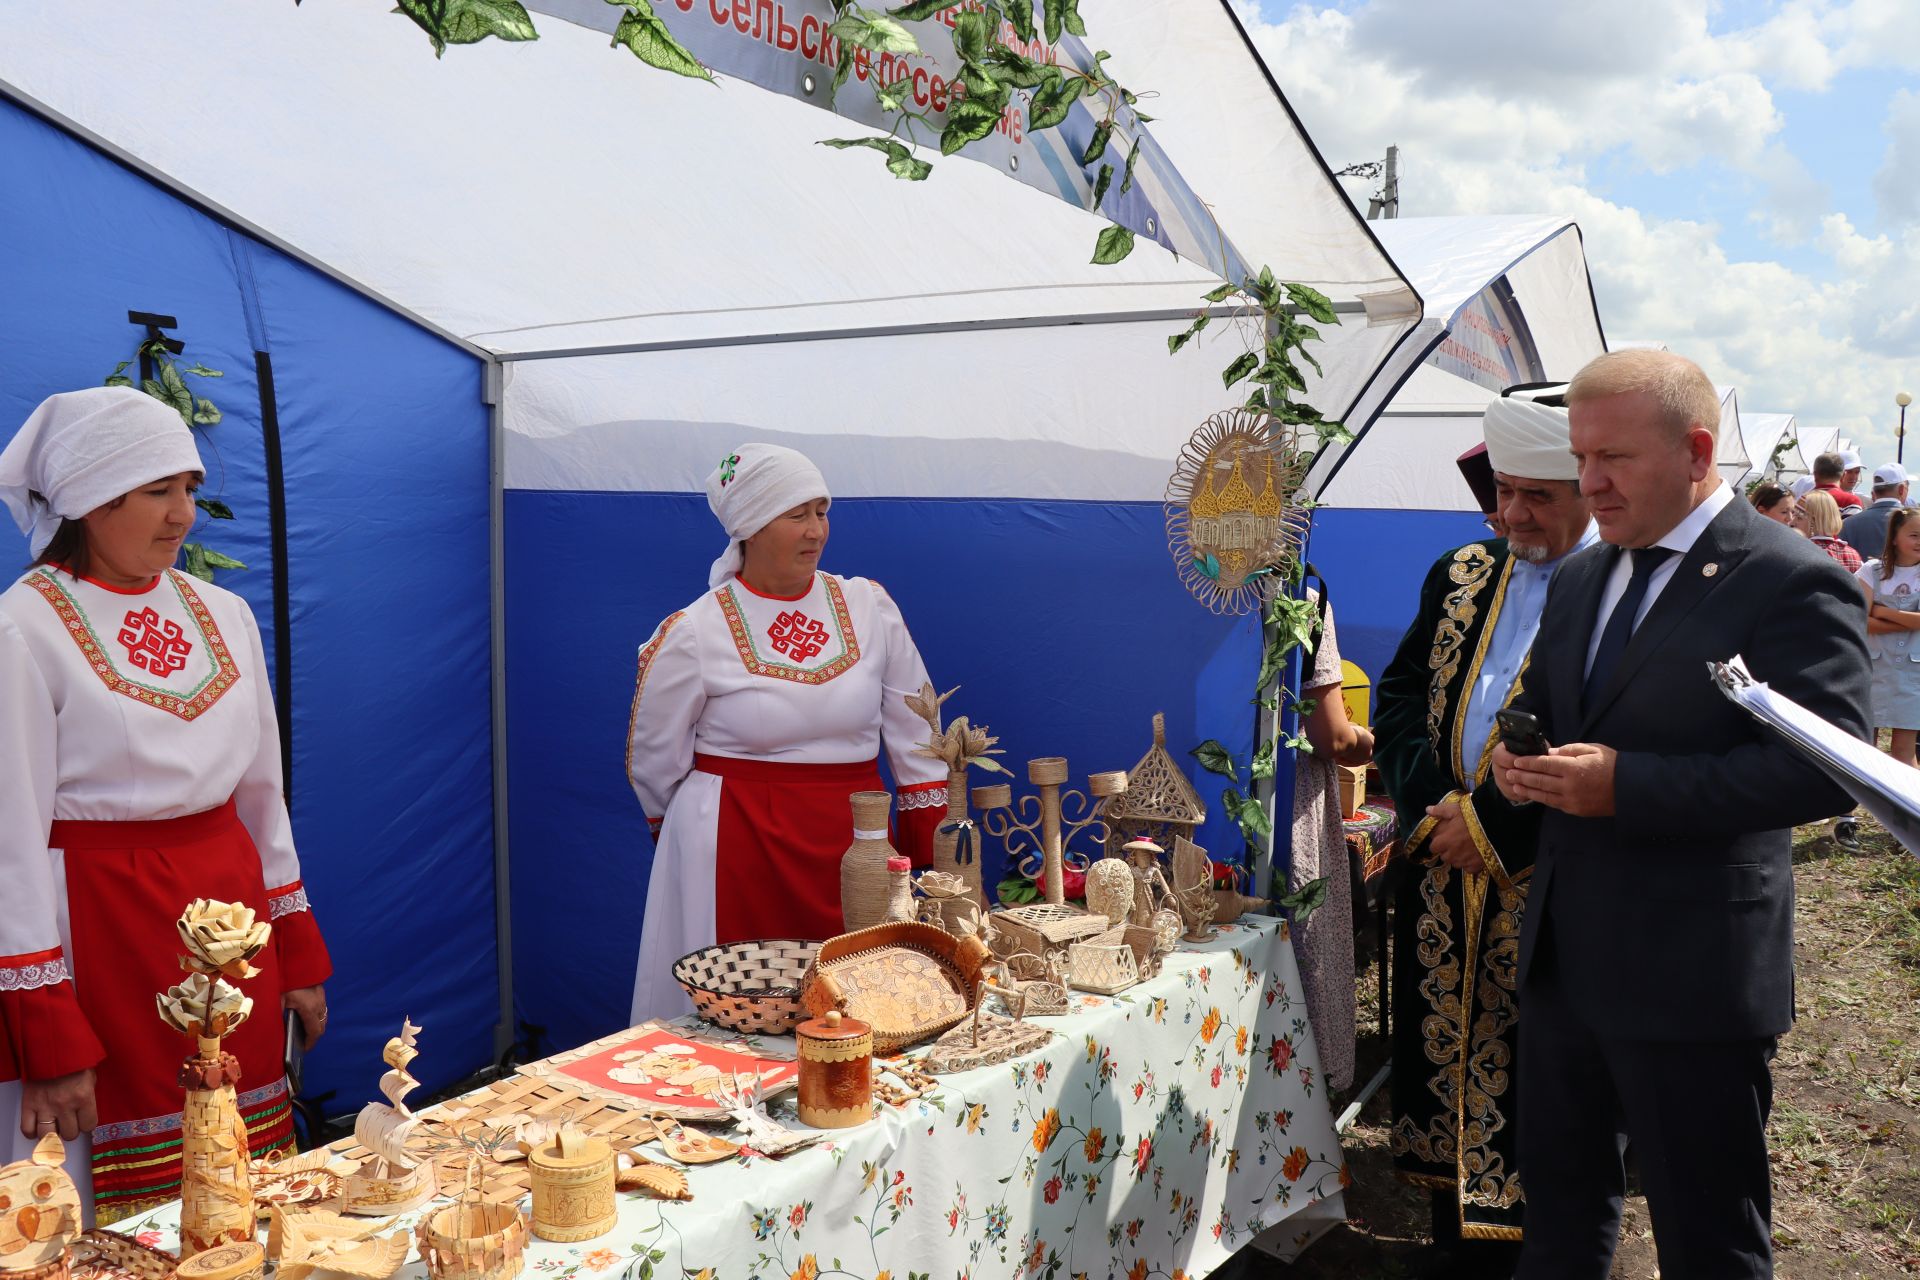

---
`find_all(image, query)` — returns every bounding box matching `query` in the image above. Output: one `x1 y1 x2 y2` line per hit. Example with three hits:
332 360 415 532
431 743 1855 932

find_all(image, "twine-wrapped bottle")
839 791 897 933
928 768 987 913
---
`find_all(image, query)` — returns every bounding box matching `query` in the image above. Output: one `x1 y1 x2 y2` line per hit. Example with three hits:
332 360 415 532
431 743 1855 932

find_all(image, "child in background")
1857 507 1920 766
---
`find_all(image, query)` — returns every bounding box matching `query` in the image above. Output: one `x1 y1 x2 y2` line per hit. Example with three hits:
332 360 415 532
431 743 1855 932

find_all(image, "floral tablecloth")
119 916 1346 1280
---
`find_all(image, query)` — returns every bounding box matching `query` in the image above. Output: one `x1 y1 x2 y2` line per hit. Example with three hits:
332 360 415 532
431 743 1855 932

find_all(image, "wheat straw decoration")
906 683 1008 913
1165 406 1312 615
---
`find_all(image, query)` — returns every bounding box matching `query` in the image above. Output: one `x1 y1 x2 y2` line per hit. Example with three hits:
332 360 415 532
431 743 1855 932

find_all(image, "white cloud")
1873 88 1920 227
1235 0 1917 463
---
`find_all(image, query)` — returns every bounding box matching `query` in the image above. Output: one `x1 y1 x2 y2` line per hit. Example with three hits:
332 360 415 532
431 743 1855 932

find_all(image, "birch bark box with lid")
528 1129 617 1243
795 1009 874 1129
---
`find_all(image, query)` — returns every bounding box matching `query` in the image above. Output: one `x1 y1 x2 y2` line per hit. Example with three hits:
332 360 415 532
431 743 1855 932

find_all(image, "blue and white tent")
1 2 1422 1098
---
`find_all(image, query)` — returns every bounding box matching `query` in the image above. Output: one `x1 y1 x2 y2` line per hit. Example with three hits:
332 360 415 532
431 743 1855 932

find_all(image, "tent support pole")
485 357 515 1065
491 301 1366 364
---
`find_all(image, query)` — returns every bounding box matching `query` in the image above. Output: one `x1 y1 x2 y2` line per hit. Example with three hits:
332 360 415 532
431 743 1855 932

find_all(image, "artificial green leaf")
183 362 224 378
201 548 248 571
1189 739 1238 780
1198 552 1221 580
397 0 539 57
1120 139 1141 194
182 542 212 582
1006 0 1034 40
196 497 235 520
1166 313 1209 355
1250 739 1276 780
1283 281 1340 325
829 10 918 53
940 96 1003 154
191 397 222 426
1091 222 1134 264
1201 281 1237 304
1276 875 1328 927
1267 592 1321 657
1055 0 1085 36
887 0 953 17
985 45 1048 87
104 375 133 388
1317 421 1355 447
612 2 713 80
874 74 914 112
1255 636 1289 693
1222 788 1274 840
1221 350 1259 389
144 365 194 423
819 137 931 180
1244 388 1269 410
951 7 991 61
1026 68 1085 130
1081 120 1111 165
959 62 1002 101
107 360 133 378
1294 696 1318 716
1092 161 1113 209
1283 731 1313 754
1043 0 1063 43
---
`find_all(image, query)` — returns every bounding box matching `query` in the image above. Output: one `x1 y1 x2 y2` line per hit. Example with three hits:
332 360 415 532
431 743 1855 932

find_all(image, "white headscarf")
1483 390 1578 482
705 444 831 589
0 387 205 557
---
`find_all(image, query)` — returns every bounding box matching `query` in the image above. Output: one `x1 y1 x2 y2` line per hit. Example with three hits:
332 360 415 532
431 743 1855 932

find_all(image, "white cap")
1874 463 1909 487
1841 449 1863 469
1791 475 1817 497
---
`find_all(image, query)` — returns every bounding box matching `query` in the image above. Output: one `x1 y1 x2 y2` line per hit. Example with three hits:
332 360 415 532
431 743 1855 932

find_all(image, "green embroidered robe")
1373 539 1540 1243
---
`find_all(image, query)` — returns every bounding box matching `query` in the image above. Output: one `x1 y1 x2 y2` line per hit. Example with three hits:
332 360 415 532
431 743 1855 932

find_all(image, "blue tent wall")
504 491 1261 1053
1304 508 1488 681
0 98 496 1102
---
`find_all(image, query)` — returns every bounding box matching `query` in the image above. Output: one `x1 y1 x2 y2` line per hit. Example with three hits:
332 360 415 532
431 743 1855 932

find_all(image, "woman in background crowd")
1804 491 1862 570
1857 508 1920 768
1750 482 1795 526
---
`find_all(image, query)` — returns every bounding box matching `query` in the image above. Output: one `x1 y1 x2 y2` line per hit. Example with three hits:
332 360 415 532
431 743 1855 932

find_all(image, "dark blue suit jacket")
1510 495 1872 1041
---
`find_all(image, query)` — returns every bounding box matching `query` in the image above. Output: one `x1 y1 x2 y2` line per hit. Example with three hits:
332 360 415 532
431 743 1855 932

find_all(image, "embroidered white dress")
625 572 947 1022
0 565 328 1216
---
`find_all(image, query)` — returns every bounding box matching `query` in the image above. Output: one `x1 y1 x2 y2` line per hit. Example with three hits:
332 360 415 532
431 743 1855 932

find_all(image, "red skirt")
699 754 912 943
53 800 308 1221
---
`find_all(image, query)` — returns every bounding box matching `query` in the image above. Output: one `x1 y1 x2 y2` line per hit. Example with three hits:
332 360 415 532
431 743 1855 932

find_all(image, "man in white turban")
624 444 950 1021
1371 385 1597 1266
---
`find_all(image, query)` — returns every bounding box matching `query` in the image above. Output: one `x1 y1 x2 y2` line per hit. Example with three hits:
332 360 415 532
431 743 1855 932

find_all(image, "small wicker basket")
672 939 821 1035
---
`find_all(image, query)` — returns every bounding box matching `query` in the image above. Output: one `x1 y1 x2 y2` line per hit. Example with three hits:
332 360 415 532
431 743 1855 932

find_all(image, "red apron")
53 800 297 1221
699 754 921 943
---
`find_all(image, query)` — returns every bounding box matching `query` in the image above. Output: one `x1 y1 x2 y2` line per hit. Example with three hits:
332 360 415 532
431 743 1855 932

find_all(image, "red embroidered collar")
26 568 241 721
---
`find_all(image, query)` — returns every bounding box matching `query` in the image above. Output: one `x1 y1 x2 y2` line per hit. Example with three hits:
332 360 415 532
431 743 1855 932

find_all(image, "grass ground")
1268 816 1920 1278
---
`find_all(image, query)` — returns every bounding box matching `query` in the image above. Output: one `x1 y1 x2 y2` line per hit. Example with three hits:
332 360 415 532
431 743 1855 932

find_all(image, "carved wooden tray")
800 923 990 1051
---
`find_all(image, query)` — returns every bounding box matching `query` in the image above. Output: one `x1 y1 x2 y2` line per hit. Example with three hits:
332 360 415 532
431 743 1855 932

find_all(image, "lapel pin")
1702 563 1719 578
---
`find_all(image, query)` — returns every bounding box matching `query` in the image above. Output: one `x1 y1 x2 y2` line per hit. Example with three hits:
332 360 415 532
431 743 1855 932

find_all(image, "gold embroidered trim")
717 577 861 685
26 569 239 722
1426 545 1496 755
1451 555 1516 784
625 610 687 785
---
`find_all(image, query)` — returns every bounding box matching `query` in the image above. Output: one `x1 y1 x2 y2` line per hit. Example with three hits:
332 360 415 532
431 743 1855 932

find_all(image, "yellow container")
1340 660 1371 728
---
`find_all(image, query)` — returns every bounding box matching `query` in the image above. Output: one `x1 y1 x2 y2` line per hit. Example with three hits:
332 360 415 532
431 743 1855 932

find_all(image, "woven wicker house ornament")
1165 407 1312 615
1103 713 1206 856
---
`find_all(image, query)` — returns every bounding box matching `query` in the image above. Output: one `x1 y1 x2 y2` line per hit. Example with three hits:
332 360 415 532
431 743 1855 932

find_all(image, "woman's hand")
20 1068 96 1141
283 984 328 1049
1334 725 1375 767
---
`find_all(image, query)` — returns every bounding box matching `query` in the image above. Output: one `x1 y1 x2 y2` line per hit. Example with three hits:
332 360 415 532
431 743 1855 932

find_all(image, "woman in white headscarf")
625 445 948 1020
0 387 330 1221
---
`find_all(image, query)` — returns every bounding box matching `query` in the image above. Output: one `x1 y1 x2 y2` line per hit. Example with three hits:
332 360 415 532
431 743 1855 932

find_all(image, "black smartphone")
1496 708 1550 757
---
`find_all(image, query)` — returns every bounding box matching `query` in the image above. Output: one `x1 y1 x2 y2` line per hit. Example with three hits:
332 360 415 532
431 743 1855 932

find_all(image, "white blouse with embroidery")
625 572 947 827
0 566 309 976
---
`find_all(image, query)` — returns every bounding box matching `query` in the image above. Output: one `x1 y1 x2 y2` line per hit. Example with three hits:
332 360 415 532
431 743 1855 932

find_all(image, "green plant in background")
104 339 246 582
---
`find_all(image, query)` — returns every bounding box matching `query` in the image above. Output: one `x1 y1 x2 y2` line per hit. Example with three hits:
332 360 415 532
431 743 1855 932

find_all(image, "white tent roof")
2 0 1421 487
1792 425 1843 475
1739 413 1802 486
1315 216 1607 510
1714 386 1750 484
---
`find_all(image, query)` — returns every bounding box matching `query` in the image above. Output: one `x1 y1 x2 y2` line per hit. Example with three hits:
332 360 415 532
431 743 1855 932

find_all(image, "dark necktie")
1583 546 1675 709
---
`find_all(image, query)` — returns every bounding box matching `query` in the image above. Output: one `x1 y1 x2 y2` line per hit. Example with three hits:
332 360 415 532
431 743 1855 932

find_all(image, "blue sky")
1243 0 1920 464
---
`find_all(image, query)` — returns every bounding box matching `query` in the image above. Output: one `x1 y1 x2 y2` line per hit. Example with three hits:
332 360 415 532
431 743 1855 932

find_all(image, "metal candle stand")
973 760 1126 905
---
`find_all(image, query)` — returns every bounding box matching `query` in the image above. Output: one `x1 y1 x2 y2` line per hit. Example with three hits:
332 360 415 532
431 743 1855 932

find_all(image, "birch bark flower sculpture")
156 898 269 1254
907 682 1005 912
177 898 272 980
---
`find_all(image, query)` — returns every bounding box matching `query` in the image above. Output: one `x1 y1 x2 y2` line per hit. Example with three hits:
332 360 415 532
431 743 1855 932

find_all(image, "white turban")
705 444 831 589
1482 391 1578 482
0 386 204 557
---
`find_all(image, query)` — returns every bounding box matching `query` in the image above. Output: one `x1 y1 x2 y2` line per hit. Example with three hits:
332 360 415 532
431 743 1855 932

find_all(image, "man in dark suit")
1490 349 1872 1279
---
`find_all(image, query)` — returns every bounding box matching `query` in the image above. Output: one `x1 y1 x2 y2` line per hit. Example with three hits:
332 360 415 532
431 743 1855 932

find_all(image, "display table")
116 916 1345 1278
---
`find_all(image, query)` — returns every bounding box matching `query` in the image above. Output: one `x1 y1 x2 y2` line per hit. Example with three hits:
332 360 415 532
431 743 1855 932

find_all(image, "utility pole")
1362 145 1400 220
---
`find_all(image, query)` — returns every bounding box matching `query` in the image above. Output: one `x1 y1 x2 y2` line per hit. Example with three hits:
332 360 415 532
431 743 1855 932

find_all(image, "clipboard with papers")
1710 655 1920 853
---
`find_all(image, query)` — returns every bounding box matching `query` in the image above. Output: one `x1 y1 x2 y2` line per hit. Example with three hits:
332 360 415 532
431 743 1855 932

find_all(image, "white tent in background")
1739 413 1803 487
1314 215 1607 509
1714 386 1750 484
1786 425 1841 479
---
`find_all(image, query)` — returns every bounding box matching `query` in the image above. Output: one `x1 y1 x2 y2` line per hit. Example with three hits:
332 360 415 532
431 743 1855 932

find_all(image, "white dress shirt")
1584 482 1735 677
